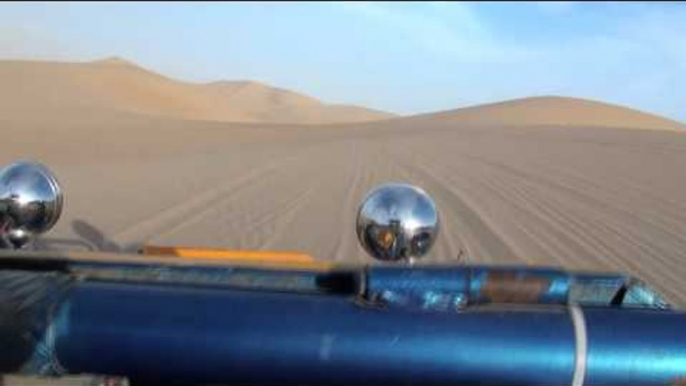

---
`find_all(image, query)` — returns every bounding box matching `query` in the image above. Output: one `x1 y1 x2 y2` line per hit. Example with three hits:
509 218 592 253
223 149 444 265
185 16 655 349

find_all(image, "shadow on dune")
34 219 140 253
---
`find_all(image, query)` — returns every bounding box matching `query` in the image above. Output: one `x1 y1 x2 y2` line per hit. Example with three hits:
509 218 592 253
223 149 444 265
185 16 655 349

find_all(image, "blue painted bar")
0 256 681 384
50 280 686 385
55 281 576 386
584 308 686 385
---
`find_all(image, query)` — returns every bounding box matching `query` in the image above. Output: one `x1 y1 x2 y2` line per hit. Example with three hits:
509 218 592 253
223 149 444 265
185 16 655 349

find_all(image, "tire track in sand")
392 149 518 264
110 153 304 246
390 141 466 264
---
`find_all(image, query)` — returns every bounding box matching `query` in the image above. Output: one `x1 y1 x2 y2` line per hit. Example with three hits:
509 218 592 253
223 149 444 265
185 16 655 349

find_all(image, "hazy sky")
1 2 684 120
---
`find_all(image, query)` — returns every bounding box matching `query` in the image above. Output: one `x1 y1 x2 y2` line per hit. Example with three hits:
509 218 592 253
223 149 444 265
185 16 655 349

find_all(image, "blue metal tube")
54 281 576 385
584 308 686 385
50 281 686 385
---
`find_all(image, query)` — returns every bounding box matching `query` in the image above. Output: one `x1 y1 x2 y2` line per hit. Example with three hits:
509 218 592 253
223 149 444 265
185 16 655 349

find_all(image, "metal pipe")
48 281 686 386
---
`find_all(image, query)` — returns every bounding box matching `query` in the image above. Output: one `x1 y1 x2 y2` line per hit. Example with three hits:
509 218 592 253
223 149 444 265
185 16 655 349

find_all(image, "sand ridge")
400 95 685 131
0 57 394 124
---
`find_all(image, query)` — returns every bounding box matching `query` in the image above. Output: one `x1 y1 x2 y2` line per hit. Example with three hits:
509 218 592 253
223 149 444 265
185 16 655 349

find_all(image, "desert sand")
1 58 686 307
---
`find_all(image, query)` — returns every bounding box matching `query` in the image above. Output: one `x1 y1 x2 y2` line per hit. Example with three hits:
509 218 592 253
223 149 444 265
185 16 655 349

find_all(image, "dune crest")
91 56 137 67
0 57 394 124
405 96 684 131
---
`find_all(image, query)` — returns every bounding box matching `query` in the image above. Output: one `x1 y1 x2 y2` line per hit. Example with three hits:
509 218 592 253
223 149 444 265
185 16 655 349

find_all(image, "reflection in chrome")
356 183 439 263
0 161 63 248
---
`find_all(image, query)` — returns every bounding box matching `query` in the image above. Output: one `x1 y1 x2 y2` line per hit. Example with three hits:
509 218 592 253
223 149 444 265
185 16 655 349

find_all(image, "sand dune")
2 57 681 130
403 96 684 131
0 57 394 124
1 58 686 307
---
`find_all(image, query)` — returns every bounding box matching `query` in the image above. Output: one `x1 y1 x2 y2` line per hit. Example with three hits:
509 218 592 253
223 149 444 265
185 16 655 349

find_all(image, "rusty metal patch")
480 271 552 303
672 377 686 386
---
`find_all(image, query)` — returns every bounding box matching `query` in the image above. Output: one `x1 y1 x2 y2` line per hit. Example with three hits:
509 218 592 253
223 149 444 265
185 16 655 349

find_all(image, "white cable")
569 304 587 386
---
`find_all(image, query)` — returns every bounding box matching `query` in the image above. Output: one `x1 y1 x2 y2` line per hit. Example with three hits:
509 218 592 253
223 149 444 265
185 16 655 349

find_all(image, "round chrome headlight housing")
0 161 63 247
356 183 439 263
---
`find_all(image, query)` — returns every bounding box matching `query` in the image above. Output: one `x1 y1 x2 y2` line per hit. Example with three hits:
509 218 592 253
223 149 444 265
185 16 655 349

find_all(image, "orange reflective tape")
140 245 332 270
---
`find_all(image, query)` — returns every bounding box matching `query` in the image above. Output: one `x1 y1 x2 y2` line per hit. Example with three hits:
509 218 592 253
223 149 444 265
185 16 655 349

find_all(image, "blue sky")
0 2 684 121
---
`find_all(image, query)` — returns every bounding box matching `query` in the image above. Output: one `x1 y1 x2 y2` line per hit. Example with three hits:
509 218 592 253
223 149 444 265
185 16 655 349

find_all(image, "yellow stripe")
140 245 333 270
